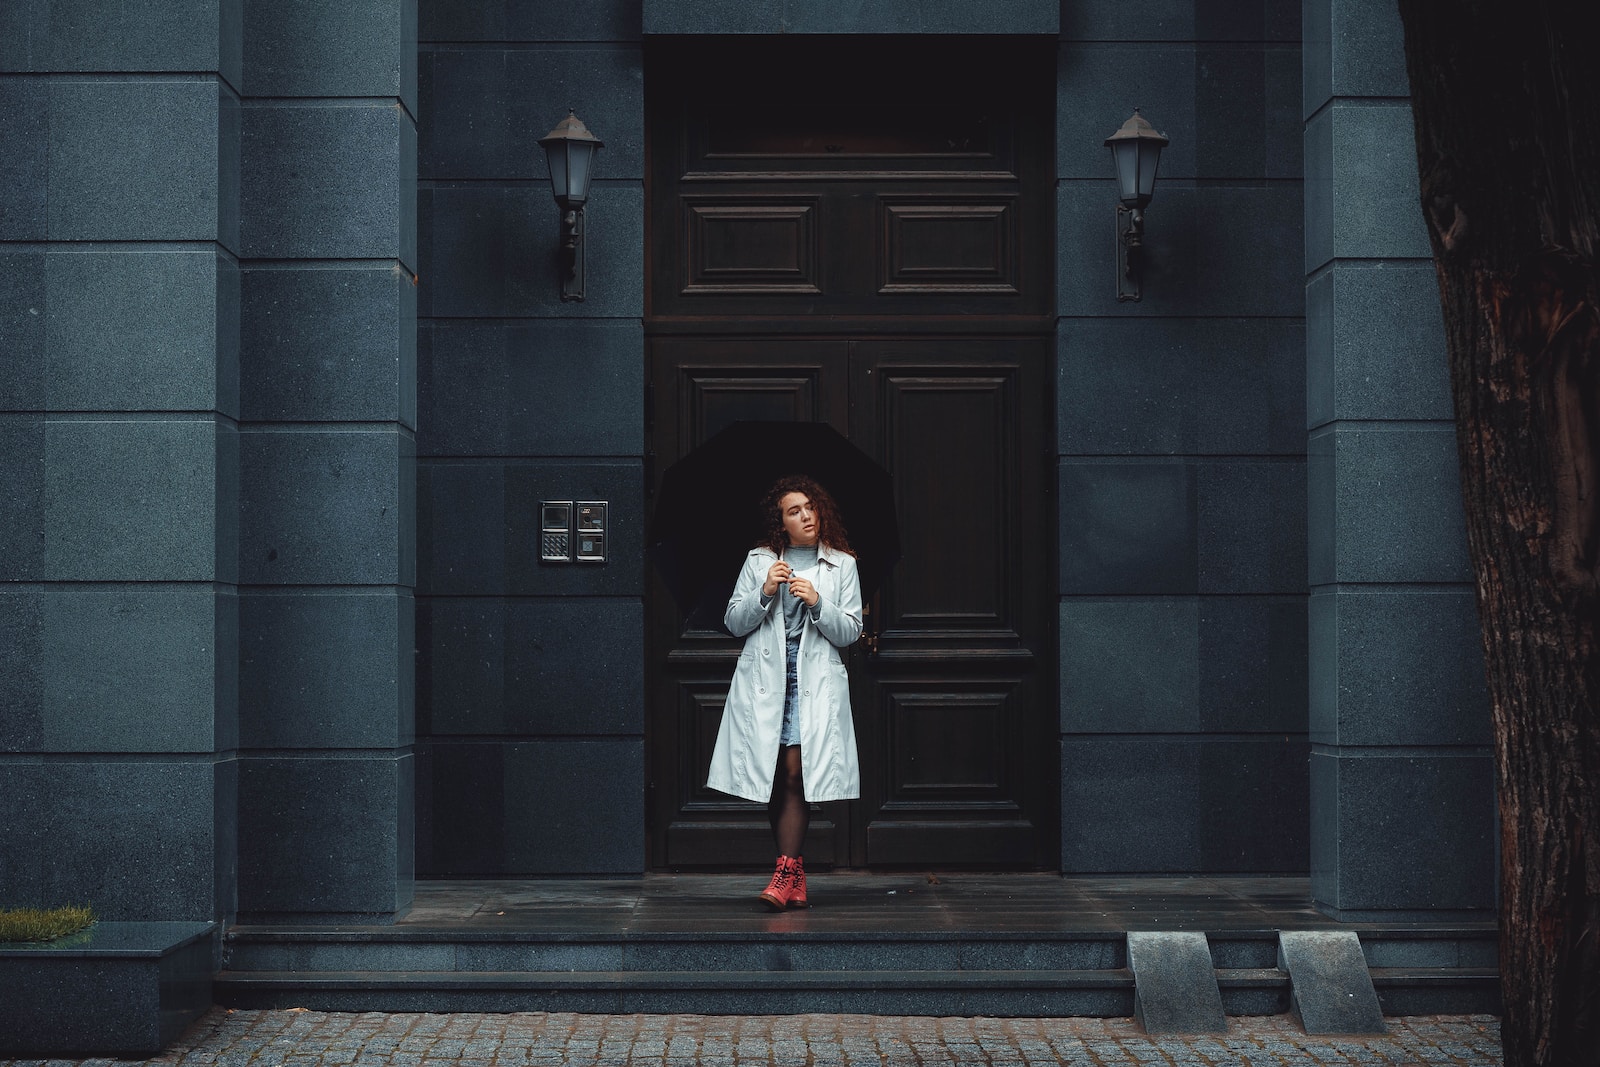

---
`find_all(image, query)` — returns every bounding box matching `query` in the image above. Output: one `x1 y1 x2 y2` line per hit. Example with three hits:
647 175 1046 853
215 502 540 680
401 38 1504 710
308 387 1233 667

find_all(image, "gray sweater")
760 543 821 639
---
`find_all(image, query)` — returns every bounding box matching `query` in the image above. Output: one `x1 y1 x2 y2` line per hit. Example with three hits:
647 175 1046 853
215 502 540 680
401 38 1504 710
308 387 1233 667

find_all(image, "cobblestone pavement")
7 1010 1502 1066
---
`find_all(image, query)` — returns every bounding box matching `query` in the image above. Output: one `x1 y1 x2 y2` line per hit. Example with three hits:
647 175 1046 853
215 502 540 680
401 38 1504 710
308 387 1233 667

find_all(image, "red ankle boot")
759 855 798 910
786 856 808 908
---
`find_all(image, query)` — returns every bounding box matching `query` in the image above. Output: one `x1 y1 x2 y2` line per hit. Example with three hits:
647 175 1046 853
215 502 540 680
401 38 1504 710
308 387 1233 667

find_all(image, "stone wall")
412 0 647 874
1055 2 1310 871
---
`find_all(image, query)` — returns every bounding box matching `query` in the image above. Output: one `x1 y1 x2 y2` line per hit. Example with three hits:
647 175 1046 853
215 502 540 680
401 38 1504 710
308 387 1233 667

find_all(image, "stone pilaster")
1303 0 1494 919
234 0 418 920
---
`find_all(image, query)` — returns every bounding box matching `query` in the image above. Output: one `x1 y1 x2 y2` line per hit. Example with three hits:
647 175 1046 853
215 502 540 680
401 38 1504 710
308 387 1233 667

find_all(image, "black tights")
767 745 809 858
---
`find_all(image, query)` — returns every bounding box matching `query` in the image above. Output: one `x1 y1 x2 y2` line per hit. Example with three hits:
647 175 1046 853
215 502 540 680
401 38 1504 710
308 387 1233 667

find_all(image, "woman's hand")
786 575 819 607
762 560 793 597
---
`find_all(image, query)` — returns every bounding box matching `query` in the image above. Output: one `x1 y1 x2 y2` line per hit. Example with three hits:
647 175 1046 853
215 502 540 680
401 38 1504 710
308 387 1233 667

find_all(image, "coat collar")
756 543 845 568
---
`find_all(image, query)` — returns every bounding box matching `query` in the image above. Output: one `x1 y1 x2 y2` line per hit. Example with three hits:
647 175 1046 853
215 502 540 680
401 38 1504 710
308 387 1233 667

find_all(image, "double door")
643 36 1056 868
645 335 1054 868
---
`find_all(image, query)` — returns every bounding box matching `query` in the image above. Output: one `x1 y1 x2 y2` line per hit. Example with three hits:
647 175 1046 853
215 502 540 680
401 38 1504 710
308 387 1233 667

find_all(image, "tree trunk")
1396 4 1600 1065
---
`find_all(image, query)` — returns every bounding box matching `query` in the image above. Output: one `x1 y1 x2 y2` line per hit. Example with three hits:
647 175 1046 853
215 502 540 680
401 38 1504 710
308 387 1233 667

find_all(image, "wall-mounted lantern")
539 110 604 302
1103 109 1169 302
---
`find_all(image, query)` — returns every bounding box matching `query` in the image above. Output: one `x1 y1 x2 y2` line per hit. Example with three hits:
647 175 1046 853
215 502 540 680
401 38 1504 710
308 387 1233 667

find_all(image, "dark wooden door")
847 338 1052 865
645 37 1057 870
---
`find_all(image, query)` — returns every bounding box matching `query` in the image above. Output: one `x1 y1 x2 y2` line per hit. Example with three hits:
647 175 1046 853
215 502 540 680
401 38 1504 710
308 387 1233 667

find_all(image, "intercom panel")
540 501 573 562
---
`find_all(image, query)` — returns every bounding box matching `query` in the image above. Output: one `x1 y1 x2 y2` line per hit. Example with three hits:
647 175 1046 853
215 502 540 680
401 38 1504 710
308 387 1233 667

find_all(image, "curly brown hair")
756 475 855 556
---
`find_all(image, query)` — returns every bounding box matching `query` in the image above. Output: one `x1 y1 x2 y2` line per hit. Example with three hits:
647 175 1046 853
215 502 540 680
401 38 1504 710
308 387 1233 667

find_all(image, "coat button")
763 648 770 656
758 687 766 695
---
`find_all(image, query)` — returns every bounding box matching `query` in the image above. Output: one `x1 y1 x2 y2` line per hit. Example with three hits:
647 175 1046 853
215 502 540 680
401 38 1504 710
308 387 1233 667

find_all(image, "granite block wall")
0 0 1494 905
0 2 241 923
1056 3 1309 872
234 0 418 920
414 0 646 874
1302 0 1493 918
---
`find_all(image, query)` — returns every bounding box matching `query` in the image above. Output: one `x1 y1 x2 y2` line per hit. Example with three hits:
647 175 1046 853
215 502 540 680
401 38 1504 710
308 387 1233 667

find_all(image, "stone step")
1214 968 1292 1016
1369 967 1502 1016
222 929 1132 973
213 967 1139 1016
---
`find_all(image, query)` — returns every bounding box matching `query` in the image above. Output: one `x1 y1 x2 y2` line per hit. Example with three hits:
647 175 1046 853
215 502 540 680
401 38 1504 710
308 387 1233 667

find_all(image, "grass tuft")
0 904 96 943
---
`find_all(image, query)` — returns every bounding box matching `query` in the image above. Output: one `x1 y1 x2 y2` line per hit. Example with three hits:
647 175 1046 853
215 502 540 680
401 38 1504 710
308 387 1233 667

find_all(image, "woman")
706 475 863 909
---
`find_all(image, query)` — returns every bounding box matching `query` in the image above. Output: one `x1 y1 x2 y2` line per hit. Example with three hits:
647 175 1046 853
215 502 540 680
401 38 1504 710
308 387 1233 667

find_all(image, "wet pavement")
5 1008 1503 1066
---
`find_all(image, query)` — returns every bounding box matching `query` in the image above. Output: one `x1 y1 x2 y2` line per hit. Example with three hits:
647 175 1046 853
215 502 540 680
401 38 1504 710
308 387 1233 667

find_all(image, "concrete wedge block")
1279 929 1387 1033
1127 931 1228 1034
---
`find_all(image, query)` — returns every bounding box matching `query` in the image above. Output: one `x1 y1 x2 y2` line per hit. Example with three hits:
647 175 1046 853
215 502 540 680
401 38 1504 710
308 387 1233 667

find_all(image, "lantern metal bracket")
560 206 586 302
1115 204 1144 302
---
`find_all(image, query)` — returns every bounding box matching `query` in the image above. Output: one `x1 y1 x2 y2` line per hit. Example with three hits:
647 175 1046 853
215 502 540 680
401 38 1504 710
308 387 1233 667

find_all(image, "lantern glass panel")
1111 139 1140 203
545 142 570 202
1136 139 1163 200
566 143 595 205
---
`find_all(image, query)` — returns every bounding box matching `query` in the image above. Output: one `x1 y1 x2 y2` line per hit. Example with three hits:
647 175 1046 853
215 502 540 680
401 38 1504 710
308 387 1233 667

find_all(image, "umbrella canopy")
648 421 900 619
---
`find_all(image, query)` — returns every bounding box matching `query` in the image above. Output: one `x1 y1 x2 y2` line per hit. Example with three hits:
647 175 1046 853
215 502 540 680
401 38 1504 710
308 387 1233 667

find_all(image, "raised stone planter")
0 921 216 1056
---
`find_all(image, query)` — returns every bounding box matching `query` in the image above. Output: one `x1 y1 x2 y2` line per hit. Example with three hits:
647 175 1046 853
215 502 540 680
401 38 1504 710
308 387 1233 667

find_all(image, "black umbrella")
648 421 900 620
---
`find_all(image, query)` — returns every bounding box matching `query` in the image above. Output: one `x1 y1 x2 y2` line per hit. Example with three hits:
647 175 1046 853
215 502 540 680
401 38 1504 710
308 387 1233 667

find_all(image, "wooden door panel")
879 371 1013 632
861 674 1041 868
880 196 1020 294
864 676 1032 799
659 338 850 452
682 196 822 295
882 684 1022 805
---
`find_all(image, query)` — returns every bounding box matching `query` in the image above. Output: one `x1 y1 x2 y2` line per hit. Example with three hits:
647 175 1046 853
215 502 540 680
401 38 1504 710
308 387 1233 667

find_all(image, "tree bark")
1397 4 1600 1065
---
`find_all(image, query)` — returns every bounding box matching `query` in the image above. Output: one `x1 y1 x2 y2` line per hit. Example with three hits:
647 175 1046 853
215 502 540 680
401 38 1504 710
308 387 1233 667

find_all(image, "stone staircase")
214 925 1497 1017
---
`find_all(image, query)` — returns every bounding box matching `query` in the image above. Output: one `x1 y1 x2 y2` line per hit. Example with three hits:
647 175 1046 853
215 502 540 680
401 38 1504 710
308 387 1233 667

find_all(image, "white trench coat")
705 544 863 803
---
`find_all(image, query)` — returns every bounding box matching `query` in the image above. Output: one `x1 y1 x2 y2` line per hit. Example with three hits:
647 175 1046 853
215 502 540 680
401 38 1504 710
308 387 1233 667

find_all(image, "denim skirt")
780 639 801 746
